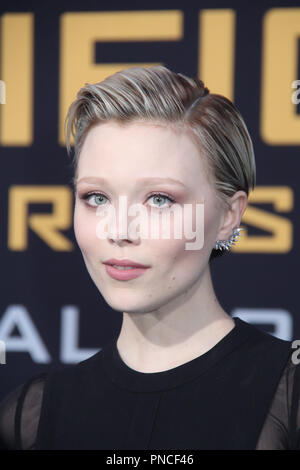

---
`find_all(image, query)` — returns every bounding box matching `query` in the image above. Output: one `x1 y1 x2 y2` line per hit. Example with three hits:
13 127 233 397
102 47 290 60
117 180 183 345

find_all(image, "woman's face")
74 120 224 314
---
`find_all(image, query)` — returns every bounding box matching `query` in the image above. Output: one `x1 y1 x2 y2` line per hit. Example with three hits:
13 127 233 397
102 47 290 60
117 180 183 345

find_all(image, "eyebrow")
74 176 187 191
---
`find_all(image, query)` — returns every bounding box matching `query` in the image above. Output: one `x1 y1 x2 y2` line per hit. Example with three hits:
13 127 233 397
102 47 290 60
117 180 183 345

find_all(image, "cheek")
149 238 205 298
74 204 95 255
150 204 212 266
154 237 204 276
156 207 217 281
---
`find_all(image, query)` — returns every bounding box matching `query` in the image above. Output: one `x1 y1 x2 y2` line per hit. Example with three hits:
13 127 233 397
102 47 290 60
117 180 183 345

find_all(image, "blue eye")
147 193 175 208
83 193 108 207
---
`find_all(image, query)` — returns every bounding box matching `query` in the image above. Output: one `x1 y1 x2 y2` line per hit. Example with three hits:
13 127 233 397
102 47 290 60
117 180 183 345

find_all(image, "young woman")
0 65 299 450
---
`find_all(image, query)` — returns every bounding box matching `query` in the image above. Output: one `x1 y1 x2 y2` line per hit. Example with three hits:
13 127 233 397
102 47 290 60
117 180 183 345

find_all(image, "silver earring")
215 227 243 251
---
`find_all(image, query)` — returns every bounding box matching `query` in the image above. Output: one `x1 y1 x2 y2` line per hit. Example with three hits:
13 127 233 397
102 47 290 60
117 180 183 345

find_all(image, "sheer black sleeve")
0 374 46 450
256 357 300 449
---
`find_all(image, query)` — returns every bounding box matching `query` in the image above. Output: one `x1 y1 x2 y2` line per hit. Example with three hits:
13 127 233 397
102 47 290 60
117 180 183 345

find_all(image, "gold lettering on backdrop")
1 9 300 146
0 13 33 145
232 187 293 253
261 8 300 144
8 186 73 251
59 10 183 146
198 9 235 100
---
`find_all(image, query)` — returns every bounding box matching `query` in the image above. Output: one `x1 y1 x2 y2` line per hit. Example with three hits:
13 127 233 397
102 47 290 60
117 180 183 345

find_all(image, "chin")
101 292 163 315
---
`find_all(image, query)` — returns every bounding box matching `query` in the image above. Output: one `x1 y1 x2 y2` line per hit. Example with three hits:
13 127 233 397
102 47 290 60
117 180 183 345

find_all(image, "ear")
216 190 248 241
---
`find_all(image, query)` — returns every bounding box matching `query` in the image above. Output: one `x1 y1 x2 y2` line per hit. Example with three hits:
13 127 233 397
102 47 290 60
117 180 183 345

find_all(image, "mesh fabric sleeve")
0 374 46 450
256 356 300 449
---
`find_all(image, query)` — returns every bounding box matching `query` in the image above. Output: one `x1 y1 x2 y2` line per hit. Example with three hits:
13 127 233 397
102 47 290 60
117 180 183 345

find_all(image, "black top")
1 317 300 450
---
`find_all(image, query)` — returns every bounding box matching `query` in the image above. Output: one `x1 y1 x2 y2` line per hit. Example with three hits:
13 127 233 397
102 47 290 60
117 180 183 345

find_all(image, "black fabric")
289 357 300 449
0 373 45 450
0 317 299 450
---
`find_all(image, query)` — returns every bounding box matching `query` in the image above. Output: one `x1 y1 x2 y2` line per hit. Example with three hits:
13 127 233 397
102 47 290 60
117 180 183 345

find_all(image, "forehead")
77 120 210 186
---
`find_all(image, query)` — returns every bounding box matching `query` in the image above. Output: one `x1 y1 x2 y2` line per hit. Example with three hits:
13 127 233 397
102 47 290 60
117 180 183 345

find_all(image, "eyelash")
80 191 176 209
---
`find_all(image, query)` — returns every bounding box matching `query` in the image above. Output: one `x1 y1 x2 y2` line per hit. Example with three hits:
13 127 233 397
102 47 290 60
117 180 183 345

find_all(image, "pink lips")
103 258 149 268
103 258 150 281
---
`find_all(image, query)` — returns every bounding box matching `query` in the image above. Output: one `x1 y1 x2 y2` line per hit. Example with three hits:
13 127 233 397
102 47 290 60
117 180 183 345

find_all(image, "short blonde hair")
65 65 256 259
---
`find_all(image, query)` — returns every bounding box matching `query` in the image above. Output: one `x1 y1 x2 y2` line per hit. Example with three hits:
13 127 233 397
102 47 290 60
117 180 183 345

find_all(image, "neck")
116 265 235 373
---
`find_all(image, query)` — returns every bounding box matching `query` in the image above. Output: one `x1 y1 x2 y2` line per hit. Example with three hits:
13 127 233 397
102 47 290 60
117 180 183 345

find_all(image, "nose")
106 203 138 245
109 227 134 246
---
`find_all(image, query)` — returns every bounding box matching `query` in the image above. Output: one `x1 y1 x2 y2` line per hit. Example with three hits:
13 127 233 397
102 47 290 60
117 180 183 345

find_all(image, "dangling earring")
215 227 243 251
